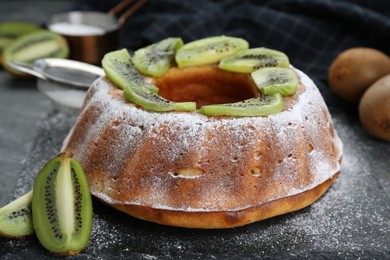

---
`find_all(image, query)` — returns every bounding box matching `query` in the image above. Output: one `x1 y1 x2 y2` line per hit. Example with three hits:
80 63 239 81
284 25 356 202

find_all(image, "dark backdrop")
77 0 390 109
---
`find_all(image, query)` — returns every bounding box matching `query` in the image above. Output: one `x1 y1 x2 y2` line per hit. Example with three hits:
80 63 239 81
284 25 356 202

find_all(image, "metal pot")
47 0 148 65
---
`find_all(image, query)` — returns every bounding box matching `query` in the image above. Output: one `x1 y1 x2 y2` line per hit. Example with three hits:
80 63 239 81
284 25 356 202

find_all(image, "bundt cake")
62 36 343 228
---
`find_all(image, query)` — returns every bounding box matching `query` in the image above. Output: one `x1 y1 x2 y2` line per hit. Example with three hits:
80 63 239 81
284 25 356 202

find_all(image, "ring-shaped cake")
63 36 342 228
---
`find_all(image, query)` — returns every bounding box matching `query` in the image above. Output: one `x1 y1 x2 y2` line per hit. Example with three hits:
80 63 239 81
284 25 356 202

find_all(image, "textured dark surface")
0 106 389 259
80 0 390 111
0 0 74 207
1 0 390 258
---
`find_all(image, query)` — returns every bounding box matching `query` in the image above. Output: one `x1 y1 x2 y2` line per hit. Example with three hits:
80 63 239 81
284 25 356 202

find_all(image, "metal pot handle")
108 0 149 27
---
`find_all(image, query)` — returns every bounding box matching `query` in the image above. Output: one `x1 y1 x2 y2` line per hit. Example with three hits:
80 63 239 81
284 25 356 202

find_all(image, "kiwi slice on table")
175 35 249 67
0 21 41 63
102 49 196 112
219 47 290 73
133 37 183 77
2 30 69 76
0 191 34 238
199 93 284 117
251 67 298 96
32 152 92 255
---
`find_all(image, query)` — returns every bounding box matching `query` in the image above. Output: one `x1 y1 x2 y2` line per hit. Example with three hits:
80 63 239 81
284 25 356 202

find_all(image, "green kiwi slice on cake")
102 36 298 116
219 47 290 73
102 49 196 112
133 37 183 77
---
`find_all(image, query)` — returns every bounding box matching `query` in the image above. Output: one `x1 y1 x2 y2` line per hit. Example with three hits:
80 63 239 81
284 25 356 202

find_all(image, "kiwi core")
152 65 259 108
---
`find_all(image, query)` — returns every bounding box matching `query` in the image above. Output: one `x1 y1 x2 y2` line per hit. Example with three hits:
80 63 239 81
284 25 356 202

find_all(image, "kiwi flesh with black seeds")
219 47 290 73
0 191 34 238
32 152 92 255
199 93 284 117
133 37 183 77
175 35 249 68
251 67 298 96
102 49 196 112
0 21 42 64
2 30 69 76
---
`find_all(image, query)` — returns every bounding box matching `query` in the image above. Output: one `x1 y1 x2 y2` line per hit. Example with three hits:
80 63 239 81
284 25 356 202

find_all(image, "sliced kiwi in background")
133 37 183 77
103 49 196 112
219 47 290 73
0 21 41 63
32 152 92 255
2 30 69 76
175 35 249 68
199 93 284 117
0 191 34 238
251 67 298 96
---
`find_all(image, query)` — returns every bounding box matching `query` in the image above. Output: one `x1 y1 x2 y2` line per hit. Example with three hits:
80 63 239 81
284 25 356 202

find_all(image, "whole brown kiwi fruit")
328 48 390 103
359 75 390 141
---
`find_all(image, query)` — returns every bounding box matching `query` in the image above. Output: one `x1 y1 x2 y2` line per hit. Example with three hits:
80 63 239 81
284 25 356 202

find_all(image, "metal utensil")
9 58 104 88
47 0 148 64
8 58 104 109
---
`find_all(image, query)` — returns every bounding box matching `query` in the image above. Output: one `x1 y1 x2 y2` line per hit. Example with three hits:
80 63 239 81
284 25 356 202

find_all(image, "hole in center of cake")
152 65 259 109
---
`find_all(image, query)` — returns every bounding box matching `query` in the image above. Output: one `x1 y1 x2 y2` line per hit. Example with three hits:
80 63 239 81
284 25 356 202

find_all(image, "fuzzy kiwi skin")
0 191 34 238
32 153 93 255
359 75 390 141
328 48 390 103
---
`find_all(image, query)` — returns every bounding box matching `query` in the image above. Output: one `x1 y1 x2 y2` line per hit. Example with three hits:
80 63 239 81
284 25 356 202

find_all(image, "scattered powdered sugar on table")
62 69 342 213
1 90 390 258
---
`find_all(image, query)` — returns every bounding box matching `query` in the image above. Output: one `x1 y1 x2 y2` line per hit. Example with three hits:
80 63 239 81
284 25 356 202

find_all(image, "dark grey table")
1 1 390 259
0 0 75 206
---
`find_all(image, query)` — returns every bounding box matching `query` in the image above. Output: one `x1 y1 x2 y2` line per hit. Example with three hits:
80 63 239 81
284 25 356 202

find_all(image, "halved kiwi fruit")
251 67 298 96
0 21 42 64
2 30 69 76
32 152 92 255
219 47 290 73
133 37 183 77
102 49 196 112
175 35 249 67
199 93 284 117
0 191 34 238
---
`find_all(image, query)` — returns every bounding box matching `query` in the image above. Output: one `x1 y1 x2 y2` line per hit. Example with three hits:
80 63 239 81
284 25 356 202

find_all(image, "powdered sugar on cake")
63 67 343 213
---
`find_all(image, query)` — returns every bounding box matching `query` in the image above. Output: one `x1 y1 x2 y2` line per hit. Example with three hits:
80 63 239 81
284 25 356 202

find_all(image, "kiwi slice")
133 37 183 77
199 93 284 117
0 21 41 62
251 67 298 96
102 49 196 112
219 47 290 73
175 36 249 68
0 191 34 238
3 30 69 76
32 153 92 255
102 48 158 93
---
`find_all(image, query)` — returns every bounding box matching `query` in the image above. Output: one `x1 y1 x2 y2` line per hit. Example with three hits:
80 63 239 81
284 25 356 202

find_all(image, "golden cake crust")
63 67 343 228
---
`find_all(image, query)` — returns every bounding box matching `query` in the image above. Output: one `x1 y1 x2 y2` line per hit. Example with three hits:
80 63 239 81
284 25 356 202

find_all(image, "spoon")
8 58 105 110
8 58 104 88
